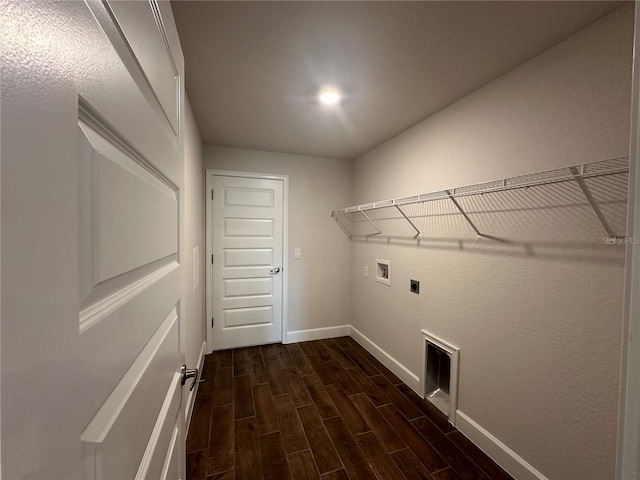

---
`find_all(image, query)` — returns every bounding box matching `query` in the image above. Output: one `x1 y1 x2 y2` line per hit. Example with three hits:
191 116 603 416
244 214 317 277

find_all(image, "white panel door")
1 1 188 479
212 175 284 349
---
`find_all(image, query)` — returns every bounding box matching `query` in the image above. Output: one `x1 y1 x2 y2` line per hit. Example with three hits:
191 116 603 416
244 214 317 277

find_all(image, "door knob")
180 364 200 391
269 267 281 274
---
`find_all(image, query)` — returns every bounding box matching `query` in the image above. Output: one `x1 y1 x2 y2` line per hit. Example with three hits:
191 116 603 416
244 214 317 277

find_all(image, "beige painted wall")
203 145 352 335
351 6 633 480
183 98 206 387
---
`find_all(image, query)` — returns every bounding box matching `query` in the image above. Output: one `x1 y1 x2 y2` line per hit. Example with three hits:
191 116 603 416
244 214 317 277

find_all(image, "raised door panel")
79 120 178 303
81 311 180 480
78 268 180 412
224 306 274 328
108 0 179 135
224 248 274 267
224 277 273 297
224 218 274 237
79 0 180 181
225 187 274 208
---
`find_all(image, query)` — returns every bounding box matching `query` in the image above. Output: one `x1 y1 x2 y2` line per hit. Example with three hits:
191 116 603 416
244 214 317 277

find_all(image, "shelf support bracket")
569 166 619 241
445 190 483 237
331 212 352 239
395 205 421 238
360 210 382 236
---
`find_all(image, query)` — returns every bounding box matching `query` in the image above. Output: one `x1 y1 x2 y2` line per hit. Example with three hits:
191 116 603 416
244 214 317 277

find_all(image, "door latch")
180 364 200 391
269 267 281 274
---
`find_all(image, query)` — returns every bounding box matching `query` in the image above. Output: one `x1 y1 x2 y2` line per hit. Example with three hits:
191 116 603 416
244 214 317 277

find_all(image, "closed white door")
210 175 285 350
1 2 187 479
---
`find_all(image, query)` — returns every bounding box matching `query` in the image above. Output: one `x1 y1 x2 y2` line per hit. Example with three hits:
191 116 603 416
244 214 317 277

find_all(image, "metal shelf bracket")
395 205 421 238
360 209 382 236
331 212 352 239
569 166 622 242
445 189 483 238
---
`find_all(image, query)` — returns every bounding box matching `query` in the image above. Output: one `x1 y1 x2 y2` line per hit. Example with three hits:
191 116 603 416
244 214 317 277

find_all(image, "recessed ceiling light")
318 88 341 106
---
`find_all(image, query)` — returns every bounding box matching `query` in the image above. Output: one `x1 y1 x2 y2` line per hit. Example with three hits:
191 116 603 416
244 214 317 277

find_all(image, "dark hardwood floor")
186 337 514 480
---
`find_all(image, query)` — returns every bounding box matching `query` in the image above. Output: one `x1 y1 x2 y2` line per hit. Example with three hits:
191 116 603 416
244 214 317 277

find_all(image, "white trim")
616 5 640 479
285 325 350 343
79 261 179 334
185 341 206 431
419 330 460 425
456 410 550 480
205 173 214 352
205 169 289 353
160 425 179 480
135 374 181 480
349 326 420 392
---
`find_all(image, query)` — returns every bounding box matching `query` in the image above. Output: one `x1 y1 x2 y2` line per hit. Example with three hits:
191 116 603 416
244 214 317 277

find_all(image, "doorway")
206 171 289 351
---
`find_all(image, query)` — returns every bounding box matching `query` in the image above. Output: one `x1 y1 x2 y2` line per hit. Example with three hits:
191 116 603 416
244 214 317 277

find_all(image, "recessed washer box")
375 259 391 286
420 330 460 425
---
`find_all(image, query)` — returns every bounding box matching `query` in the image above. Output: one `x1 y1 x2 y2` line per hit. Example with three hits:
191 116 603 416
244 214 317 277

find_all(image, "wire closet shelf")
331 156 629 242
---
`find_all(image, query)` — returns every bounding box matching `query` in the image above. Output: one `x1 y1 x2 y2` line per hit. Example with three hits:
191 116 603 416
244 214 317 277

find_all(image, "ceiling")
172 1 623 160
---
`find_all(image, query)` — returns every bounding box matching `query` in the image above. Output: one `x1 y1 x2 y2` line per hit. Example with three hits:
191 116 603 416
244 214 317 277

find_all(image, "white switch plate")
363 266 369 278
294 248 301 259
192 246 200 293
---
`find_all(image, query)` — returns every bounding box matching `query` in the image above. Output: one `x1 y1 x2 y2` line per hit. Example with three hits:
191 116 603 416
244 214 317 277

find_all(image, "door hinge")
211 254 214 264
211 317 214 328
211 189 214 200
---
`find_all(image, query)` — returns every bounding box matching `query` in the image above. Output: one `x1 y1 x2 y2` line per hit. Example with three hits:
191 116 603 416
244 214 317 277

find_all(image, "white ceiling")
172 1 622 160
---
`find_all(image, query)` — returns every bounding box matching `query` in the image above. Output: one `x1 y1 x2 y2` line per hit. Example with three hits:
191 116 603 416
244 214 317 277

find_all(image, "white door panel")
1 1 187 479
162 427 182 480
224 248 275 267
81 311 179 480
224 187 275 207
211 175 285 349
78 0 180 176
224 218 274 237
224 277 273 297
79 119 178 287
224 306 274 328
135 375 181 480
107 0 179 134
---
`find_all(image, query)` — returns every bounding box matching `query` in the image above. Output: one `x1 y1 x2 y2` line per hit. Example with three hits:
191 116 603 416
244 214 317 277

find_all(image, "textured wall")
203 145 352 335
350 6 633 480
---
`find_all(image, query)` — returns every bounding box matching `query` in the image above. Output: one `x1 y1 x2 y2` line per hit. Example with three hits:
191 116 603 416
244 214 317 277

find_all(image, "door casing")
205 169 289 352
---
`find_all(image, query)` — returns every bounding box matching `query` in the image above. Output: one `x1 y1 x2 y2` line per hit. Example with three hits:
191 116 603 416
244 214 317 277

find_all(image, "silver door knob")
269 267 281 274
180 364 199 391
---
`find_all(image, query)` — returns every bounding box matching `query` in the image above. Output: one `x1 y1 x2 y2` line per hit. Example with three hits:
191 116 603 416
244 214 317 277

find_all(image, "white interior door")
210 174 285 350
1 1 187 479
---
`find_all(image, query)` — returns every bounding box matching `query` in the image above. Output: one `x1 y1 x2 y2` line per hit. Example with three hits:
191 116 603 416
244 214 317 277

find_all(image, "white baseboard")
185 341 207 431
456 410 549 480
285 325 350 343
197 324 545 480
345 327 549 480
349 326 420 393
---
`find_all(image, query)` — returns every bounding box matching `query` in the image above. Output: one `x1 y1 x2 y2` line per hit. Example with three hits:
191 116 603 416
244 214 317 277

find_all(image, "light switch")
192 247 200 293
294 248 302 259
363 266 369 278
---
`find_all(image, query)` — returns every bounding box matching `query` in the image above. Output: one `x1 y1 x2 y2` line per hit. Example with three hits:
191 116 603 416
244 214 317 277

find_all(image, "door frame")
616 4 640 478
205 169 289 353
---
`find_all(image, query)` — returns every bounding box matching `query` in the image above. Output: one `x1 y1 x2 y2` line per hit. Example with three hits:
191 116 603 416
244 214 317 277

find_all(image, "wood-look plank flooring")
187 337 514 480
